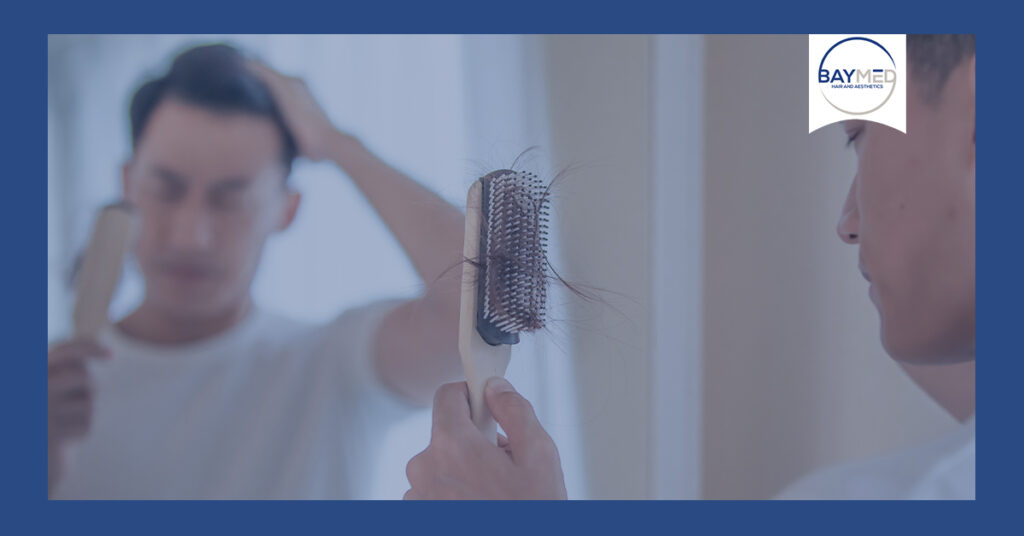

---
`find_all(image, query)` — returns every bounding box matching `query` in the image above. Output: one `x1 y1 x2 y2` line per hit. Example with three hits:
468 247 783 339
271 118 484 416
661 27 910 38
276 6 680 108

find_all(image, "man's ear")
969 55 975 148
121 160 134 202
278 190 301 232
968 55 975 202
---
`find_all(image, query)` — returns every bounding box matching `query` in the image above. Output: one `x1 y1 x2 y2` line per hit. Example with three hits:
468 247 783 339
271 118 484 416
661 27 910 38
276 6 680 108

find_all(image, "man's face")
124 98 297 319
837 58 975 364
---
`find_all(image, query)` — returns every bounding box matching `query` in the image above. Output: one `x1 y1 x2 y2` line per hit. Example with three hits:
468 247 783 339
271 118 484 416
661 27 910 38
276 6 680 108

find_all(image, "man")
48 44 466 499
404 34 975 500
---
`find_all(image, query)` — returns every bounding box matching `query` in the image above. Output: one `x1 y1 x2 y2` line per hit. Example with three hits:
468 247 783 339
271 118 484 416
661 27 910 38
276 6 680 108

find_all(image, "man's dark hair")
129 43 298 172
907 34 975 103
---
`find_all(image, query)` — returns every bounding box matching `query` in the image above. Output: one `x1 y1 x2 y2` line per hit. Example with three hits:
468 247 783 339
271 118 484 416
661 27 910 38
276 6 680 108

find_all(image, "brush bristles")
482 170 549 335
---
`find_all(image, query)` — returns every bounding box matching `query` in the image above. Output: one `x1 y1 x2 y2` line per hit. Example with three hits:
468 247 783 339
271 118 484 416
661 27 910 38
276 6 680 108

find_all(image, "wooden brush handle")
458 180 511 443
72 203 134 339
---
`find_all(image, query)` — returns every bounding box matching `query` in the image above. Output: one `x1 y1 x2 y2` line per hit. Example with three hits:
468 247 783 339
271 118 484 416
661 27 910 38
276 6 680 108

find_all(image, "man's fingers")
51 384 92 405
50 394 93 438
50 385 94 417
48 339 111 365
48 368 92 394
430 382 474 436
50 338 110 358
51 401 92 422
496 432 514 457
48 358 87 378
484 377 547 452
48 358 92 390
405 449 429 488
245 59 277 82
247 59 299 92
51 411 91 440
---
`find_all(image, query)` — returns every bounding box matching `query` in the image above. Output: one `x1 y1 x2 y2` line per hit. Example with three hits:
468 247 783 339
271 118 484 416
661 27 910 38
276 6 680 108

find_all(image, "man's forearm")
324 130 465 285
324 130 465 403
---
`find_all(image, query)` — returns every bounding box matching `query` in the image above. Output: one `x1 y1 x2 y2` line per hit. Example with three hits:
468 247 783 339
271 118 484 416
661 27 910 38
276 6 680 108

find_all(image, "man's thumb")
484 377 543 448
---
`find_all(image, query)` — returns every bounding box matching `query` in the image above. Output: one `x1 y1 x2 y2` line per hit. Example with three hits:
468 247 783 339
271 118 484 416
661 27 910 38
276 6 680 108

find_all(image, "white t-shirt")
52 300 413 500
776 416 975 500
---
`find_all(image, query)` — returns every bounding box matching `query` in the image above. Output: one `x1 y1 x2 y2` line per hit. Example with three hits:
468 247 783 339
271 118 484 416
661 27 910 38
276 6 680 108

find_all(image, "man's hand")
404 378 567 500
48 338 110 494
247 59 342 162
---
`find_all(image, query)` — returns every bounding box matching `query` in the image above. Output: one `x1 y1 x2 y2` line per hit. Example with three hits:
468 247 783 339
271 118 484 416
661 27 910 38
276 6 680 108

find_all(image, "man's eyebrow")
153 166 187 185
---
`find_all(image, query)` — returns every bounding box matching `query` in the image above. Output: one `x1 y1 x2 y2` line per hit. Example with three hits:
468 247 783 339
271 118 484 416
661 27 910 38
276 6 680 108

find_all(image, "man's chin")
881 324 974 365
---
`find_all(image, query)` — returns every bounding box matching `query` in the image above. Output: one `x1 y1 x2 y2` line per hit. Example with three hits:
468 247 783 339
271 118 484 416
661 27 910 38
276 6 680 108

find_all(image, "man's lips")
159 262 217 280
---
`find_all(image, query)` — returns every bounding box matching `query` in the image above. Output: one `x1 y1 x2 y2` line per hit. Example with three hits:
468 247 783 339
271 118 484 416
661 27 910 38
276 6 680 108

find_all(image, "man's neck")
900 359 976 423
115 298 252 345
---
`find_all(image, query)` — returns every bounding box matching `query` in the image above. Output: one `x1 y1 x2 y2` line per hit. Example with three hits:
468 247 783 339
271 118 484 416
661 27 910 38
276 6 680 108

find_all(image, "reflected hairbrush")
459 169 550 442
72 202 135 338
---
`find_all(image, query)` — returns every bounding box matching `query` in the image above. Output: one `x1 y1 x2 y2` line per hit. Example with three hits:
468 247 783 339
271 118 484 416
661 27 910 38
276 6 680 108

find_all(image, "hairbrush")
72 202 135 338
458 170 549 442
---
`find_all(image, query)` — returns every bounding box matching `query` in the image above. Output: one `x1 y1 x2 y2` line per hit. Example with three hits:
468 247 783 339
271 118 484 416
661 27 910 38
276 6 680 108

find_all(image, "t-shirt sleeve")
316 299 418 423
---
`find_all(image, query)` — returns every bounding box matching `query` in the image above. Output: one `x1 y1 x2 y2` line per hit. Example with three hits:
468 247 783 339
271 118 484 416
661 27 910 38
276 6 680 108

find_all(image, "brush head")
476 169 550 346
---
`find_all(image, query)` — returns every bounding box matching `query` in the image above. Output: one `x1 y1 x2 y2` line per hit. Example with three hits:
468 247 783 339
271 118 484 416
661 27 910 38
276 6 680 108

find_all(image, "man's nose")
837 179 860 245
168 198 214 250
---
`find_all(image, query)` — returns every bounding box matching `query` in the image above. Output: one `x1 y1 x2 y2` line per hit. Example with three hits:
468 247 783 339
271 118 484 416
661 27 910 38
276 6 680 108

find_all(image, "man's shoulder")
316 298 408 340
777 421 975 500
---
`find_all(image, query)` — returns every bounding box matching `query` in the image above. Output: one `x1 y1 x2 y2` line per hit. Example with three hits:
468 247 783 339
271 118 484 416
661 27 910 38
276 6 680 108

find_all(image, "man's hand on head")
247 59 344 162
404 378 567 500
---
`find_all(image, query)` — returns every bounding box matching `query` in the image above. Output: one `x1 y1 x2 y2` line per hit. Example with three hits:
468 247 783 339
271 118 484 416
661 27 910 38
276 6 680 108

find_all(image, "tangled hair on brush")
501 147 595 303
446 149 601 341
128 43 298 173
478 168 551 336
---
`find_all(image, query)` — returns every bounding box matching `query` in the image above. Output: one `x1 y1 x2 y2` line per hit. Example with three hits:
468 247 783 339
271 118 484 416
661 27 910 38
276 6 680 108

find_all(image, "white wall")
542 35 660 499
700 34 961 499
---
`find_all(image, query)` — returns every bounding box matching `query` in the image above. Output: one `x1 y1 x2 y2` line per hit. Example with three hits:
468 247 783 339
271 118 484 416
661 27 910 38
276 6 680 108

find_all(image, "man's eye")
152 183 184 202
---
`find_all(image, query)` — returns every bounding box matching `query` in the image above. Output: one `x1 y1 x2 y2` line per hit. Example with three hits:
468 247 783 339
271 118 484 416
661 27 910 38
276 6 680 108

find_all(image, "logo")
809 35 906 133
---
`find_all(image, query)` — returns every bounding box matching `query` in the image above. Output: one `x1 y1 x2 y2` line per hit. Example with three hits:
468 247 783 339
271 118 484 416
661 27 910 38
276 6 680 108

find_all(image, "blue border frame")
7 0 1018 533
